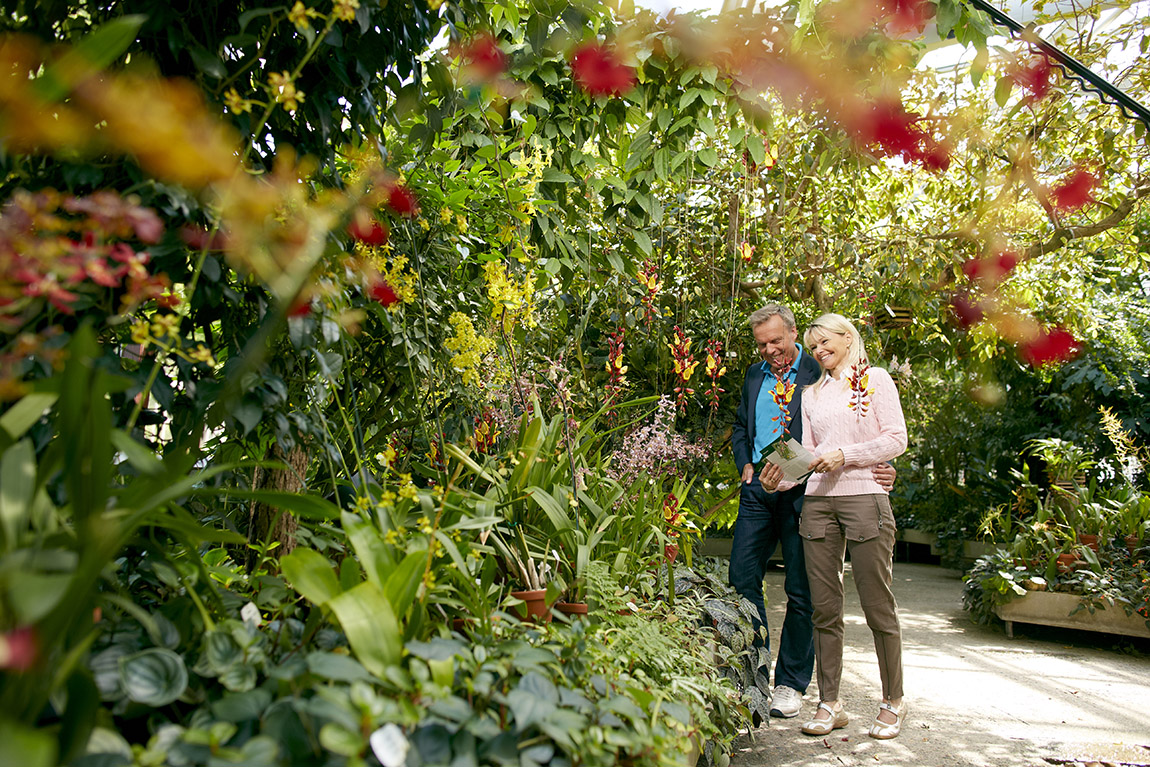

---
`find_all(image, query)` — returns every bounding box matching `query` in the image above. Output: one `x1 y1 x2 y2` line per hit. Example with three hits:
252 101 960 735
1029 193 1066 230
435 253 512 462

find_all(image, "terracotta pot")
510 589 553 623
1126 535 1141 557
1076 533 1099 552
1055 553 1079 573
556 601 589 618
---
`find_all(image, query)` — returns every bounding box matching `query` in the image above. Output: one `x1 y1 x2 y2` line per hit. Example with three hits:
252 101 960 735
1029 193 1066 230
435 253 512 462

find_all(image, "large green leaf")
0 721 56 767
327 582 402 676
341 511 394 588
0 439 36 547
384 551 428 617
34 16 145 101
0 393 56 452
119 648 188 707
281 548 342 606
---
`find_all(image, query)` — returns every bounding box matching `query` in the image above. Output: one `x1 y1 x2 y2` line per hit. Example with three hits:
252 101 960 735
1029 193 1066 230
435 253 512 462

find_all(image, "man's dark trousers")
729 477 814 693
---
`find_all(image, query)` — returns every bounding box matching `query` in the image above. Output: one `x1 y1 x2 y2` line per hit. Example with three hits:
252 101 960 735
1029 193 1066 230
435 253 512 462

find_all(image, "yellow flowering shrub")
443 312 495 387
483 261 535 331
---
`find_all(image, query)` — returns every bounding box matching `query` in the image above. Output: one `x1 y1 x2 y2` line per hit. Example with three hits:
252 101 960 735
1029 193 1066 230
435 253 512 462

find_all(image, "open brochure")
759 436 816 483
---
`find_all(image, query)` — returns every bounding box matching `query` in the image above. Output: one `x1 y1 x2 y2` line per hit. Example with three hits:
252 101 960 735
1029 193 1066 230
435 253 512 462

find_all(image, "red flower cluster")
1019 326 1081 367
461 33 507 83
1049 167 1098 212
0 626 37 671
848 99 950 171
348 209 390 246
963 249 1020 286
663 490 683 564
667 326 700 415
387 184 420 218
702 339 727 417
369 279 399 308
876 0 934 34
1008 55 1054 102
471 408 500 454
949 291 984 328
1 190 170 319
604 327 628 405
570 42 635 98
637 260 662 325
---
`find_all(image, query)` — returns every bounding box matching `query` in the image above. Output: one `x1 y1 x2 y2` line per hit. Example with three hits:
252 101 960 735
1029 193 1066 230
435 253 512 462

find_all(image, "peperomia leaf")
119 648 188 707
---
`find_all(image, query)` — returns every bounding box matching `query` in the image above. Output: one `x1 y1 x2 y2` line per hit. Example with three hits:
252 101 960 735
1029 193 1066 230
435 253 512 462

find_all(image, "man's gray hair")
748 304 796 331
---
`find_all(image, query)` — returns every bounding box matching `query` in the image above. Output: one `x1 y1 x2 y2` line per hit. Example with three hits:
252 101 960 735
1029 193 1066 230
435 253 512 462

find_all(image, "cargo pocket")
841 496 881 543
799 499 831 541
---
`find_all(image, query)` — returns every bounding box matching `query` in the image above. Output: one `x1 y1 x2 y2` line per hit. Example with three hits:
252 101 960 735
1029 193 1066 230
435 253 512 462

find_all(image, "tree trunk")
246 443 308 571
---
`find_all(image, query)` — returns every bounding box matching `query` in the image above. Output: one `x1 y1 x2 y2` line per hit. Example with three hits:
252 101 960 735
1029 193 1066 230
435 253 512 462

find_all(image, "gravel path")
730 562 1150 767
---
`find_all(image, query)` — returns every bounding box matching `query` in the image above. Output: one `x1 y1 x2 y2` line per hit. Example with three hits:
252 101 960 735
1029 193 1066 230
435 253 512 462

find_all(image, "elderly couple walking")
729 304 908 739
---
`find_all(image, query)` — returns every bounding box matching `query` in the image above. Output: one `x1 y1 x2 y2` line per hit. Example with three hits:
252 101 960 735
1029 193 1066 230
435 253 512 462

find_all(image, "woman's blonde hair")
803 313 868 374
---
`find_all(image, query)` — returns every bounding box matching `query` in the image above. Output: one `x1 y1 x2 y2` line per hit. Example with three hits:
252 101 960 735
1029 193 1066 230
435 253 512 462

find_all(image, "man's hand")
742 463 755 484
872 462 896 492
808 449 845 474
759 462 784 491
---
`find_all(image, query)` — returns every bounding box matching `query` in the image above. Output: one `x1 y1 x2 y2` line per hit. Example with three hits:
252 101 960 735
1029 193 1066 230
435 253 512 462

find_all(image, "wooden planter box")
994 591 1150 639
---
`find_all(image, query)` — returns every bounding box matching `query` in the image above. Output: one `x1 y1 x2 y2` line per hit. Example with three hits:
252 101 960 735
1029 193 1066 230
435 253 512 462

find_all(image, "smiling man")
729 304 894 720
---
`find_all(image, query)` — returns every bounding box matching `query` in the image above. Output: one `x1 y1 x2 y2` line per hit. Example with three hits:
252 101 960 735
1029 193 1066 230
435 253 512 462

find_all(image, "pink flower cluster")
608 396 710 486
1 189 169 321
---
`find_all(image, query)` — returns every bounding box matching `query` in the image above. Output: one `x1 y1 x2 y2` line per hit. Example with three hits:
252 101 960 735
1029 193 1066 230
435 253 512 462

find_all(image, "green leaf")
994 76 1014 108
970 47 989 87
282 548 341 606
541 168 575 183
319 723 364 758
211 688 272 722
697 148 718 167
327 582 402 676
384 551 427 617
188 45 227 78
207 489 340 520
306 651 377 683
697 115 716 137
0 721 57 767
630 228 653 256
203 630 243 673
7 572 71 624
341 511 394 588
0 393 56 450
119 648 188 707
0 439 36 545
109 429 164 476
35 16 145 101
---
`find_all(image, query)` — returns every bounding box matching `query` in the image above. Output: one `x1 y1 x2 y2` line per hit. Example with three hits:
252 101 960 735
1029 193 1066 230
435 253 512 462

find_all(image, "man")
730 304 894 719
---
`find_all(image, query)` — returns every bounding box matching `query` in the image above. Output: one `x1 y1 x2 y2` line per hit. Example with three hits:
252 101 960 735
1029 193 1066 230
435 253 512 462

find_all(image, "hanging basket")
874 305 913 330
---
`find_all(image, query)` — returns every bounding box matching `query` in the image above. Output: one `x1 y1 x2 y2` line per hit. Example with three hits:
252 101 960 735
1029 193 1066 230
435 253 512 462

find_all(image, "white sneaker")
770 685 803 718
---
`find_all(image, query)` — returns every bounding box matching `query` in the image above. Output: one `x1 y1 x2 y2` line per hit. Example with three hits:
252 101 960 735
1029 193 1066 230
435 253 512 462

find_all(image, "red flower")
570 42 635 98
369 279 399 307
0 626 37 671
463 33 506 82
179 225 227 252
1050 167 1097 211
949 292 984 328
879 0 934 34
1008 55 1054 101
347 213 390 245
386 185 420 218
1018 326 1080 367
963 250 1020 285
288 297 312 317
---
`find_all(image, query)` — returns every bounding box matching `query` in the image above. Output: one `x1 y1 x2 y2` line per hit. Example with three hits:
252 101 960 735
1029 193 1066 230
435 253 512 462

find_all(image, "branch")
1025 182 1150 259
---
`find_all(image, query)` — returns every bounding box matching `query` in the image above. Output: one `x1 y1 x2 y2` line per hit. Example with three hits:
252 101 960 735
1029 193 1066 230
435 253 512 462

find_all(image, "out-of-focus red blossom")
179 224 228 252
386 185 420 218
877 0 934 34
369 279 399 307
963 250 1020 285
950 292 984 328
462 33 507 82
1008 55 1054 101
347 212 390 245
288 297 312 317
63 190 164 244
157 292 181 309
0 626 37 671
848 99 950 171
570 42 635 97
1019 326 1081 367
1050 167 1098 211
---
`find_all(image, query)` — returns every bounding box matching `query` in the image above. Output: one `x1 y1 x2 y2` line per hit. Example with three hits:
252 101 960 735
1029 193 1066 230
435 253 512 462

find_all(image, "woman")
765 313 908 739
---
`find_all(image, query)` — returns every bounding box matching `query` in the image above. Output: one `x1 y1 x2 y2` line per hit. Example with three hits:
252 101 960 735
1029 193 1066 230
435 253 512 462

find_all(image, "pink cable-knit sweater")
801 365 908 497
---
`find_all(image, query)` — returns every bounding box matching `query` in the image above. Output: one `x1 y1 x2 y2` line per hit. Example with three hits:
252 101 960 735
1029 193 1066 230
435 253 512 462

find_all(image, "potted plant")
1026 437 1096 496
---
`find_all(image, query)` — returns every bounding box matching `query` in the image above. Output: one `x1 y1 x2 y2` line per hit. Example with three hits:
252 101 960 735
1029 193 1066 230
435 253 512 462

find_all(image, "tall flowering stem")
702 339 727 423
769 378 796 435
605 327 628 407
847 361 874 419
637 260 662 326
667 326 699 416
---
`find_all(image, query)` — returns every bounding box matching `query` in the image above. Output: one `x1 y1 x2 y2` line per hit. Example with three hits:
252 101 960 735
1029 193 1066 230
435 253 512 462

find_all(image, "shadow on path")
730 563 1150 767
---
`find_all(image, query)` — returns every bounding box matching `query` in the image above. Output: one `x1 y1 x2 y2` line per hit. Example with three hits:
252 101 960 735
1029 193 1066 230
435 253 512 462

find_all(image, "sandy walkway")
730 562 1150 767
